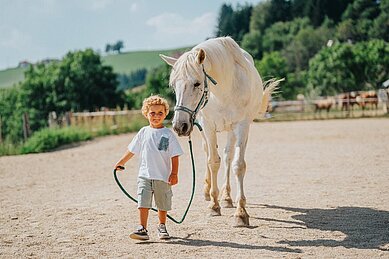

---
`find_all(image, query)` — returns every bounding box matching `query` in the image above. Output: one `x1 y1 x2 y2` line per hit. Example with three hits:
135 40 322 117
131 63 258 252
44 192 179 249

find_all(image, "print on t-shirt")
158 136 169 151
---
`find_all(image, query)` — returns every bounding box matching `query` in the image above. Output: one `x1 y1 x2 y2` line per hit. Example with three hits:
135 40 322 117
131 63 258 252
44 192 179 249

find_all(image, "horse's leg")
203 127 221 216
202 139 211 201
232 120 250 227
220 130 236 208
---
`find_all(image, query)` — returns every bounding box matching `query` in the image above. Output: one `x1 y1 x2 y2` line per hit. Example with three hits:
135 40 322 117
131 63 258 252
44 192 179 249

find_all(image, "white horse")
160 36 281 226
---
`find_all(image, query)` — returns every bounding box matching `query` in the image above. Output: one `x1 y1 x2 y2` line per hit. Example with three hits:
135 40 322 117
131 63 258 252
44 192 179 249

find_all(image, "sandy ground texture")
1 118 389 258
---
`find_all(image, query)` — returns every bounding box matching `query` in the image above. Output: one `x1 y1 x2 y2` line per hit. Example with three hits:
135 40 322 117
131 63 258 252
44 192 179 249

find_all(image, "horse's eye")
194 82 200 87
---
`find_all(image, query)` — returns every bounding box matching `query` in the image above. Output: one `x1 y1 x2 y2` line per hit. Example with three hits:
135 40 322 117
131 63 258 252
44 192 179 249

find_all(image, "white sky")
0 0 262 70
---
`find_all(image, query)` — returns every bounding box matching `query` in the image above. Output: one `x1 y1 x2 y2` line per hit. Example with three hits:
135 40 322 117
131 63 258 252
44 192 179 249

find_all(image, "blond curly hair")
141 95 170 117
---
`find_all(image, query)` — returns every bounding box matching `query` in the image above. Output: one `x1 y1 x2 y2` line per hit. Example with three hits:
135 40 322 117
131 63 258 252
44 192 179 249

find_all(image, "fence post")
23 112 31 141
112 114 117 128
65 112 71 127
48 111 57 128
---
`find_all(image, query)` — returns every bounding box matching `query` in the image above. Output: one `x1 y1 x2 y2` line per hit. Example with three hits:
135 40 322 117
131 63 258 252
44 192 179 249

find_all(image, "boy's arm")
115 150 134 171
168 156 179 185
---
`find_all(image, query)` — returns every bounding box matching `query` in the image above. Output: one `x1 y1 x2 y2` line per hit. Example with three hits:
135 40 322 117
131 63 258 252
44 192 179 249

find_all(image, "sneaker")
129 225 149 240
157 223 170 239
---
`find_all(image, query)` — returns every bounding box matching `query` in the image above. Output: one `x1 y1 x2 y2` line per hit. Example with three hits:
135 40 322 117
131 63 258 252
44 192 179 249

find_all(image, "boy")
114 95 183 240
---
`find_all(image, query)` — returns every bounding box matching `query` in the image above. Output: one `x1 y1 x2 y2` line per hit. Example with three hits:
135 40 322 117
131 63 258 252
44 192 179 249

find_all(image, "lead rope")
113 125 201 224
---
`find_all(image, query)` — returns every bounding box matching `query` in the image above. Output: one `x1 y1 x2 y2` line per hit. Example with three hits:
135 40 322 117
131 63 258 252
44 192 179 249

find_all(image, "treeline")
216 0 388 99
117 68 147 91
0 48 174 145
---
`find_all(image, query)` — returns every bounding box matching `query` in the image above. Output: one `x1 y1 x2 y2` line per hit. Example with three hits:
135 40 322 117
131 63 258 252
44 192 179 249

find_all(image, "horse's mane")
169 37 249 86
195 36 250 71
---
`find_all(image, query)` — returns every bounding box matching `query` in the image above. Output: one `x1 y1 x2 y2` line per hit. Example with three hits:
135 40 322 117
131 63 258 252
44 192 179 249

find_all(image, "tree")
231 4 253 42
336 19 356 42
256 51 288 80
370 0 389 41
0 87 24 143
56 49 121 111
125 63 175 111
105 44 112 53
249 1 273 33
105 40 124 54
268 0 292 23
303 0 353 26
342 0 380 21
216 4 234 37
117 68 148 91
145 64 174 103
307 43 357 96
352 40 389 89
307 40 389 96
112 40 124 53
216 3 253 42
18 49 122 135
262 17 311 53
241 30 263 59
256 51 306 100
284 20 334 71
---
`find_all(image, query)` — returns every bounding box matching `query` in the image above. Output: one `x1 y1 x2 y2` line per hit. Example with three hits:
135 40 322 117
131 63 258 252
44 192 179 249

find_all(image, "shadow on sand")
137 234 302 253
254 204 389 251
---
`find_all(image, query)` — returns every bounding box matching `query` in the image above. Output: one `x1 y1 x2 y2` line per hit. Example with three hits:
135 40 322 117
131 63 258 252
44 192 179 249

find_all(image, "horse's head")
160 49 211 137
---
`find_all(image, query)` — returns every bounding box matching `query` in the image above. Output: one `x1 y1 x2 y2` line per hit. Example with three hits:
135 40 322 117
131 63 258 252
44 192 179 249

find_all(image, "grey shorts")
137 177 173 211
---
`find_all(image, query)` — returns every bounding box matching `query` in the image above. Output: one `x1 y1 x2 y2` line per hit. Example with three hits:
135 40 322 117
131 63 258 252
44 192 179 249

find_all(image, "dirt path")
1 118 389 258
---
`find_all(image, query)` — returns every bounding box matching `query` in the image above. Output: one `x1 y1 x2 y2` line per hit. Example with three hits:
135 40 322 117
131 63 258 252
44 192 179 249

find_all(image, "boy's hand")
114 163 125 171
168 174 178 185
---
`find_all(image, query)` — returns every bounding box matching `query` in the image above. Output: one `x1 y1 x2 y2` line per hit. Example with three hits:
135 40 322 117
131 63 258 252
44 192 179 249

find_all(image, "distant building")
18 60 32 68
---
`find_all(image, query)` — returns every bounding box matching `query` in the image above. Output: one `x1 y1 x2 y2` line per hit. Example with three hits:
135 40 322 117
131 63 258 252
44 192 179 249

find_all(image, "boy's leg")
158 210 167 225
153 180 172 239
139 208 149 228
157 210 170 239
129 208 150 240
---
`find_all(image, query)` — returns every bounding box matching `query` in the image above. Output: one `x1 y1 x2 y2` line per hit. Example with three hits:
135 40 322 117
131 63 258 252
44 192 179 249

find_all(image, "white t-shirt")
128 126 184 182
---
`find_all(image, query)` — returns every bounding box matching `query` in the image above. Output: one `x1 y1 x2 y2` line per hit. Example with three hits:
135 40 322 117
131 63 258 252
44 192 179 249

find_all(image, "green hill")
103 47 189 74
0 67 27 88
0 47 190 88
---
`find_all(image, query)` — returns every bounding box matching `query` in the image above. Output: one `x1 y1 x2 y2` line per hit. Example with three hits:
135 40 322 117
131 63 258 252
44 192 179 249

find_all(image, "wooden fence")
267 90 388 121
62 109 147 133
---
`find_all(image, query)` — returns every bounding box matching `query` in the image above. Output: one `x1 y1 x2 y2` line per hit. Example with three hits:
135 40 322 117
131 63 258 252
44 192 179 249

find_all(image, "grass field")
0 46 190 88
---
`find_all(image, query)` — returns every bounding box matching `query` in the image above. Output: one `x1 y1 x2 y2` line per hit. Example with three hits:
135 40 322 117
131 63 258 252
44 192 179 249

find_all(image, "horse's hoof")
221 199 234 208
204 194 211 201
208 207 221 216
233 215 250 227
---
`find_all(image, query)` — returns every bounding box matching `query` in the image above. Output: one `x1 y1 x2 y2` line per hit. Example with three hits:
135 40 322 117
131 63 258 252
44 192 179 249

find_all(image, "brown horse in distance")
338 92 359 116
356 91 379 115
313 97 335 118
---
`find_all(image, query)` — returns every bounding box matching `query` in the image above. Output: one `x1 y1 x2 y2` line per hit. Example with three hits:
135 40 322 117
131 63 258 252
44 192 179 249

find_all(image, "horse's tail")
258 78 284 118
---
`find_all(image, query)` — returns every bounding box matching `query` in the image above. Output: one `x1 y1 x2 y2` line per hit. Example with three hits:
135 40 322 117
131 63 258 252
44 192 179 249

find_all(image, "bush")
21 127 92 154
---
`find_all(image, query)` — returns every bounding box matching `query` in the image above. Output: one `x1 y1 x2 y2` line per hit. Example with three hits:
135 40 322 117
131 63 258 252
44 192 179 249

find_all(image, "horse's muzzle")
173 121 193 137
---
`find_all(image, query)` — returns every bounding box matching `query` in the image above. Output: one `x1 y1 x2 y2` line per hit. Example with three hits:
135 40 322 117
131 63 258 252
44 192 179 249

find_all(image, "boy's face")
147 104 167 128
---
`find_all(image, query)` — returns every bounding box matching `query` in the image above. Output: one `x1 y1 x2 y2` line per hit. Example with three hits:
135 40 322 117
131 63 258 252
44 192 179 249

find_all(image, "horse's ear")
196 49 206 64
159 54 177 67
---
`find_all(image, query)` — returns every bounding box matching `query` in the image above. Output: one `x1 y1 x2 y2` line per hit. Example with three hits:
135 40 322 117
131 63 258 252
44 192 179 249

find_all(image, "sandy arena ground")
1 118 388 258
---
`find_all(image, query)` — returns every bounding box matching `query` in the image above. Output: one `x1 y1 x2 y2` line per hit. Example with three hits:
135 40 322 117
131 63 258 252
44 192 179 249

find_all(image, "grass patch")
20 127 92 154
0 115 148 156
0 141 22 156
